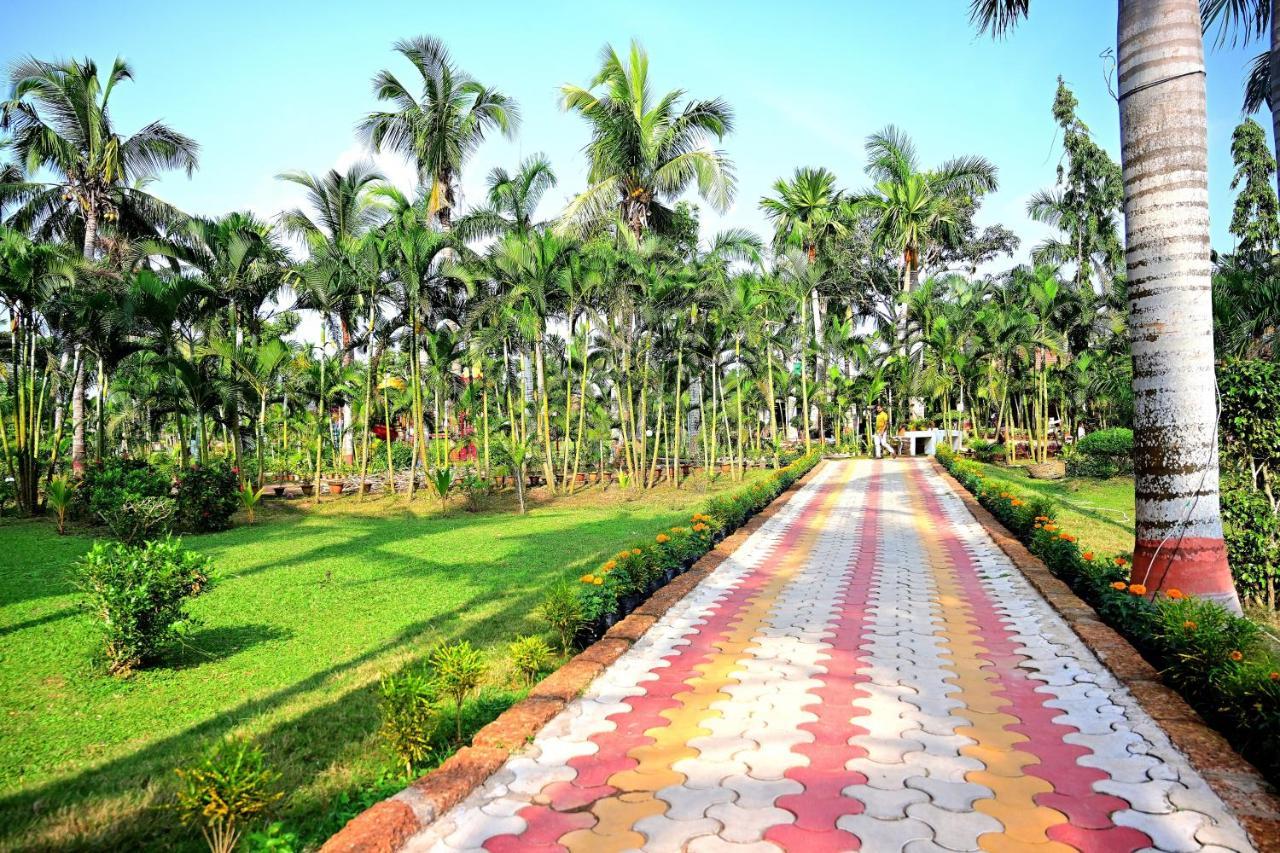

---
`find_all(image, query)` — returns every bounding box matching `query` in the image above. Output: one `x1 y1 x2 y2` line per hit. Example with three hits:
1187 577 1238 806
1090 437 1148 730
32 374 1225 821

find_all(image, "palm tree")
854 125 998 351
558 40 736 239
759 167 846 263
455 154 556 241
1 56 198 473
973 0 1242 613
359 35 519 227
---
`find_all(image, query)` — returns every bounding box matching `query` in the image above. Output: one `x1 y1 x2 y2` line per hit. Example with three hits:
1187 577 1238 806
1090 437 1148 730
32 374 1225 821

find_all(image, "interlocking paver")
405 460 1258 852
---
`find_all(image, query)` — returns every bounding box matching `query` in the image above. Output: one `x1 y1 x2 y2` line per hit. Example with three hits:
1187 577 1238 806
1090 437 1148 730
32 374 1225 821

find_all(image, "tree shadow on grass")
0 570 554 851
166 624 295 670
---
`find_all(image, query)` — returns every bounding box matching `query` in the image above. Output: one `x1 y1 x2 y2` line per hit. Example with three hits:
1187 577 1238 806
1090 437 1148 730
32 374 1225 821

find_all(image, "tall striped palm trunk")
1119 0 1240 611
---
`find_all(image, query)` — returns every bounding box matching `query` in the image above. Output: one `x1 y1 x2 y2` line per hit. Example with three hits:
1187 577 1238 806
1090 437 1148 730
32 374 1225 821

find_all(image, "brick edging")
320 460 830 853
930 458 1280 852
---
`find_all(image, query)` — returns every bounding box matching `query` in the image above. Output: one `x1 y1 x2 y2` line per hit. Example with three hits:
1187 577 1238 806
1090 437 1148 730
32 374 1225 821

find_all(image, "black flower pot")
574 622 601 649
663 567 678 583
605 609 623 627
620 593 640 613
712 531 725 544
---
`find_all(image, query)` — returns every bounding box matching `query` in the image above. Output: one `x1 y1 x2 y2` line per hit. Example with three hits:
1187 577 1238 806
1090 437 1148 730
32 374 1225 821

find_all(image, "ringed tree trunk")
71 205 99 476
1119 0 1240 612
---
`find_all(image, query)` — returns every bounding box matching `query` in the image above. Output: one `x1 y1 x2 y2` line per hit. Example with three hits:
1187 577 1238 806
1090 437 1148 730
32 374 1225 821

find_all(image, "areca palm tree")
359 35 519 227
1 56 198 473
972 0 1242 612
558 40 736 239
759 166 846 262
456 154 556 241
855 126 998 352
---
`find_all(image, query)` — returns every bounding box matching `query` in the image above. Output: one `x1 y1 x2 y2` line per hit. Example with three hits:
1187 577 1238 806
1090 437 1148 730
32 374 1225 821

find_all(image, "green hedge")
936 444 1280 783
1066 427 1134 478
574 452 822 627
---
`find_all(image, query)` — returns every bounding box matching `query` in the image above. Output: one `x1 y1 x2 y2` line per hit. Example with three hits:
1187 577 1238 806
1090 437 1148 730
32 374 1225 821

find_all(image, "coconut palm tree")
558 40 736 239
359 35 519 227
972 0 1242 612
1 56 198 473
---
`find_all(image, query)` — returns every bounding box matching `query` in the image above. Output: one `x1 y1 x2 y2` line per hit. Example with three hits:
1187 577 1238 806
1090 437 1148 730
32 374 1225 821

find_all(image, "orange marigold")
1128 583 1147 596
1082 552 1095 561
656 533 670 544
631 548 642 556
1111 581 1128 591
1114 557 1128 567
1270 671 1280 681
594 577 604 586
603 560 617 571
1059 532 1075 542
1010 498 1024 507
693 523 709 532
1165 589 1185 600
580 574 595 583
1184 620 1197 631
1229 650 1244 662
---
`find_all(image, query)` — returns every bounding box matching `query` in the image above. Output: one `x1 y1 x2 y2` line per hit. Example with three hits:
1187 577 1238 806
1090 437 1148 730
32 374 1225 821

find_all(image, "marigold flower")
1111 581 1128 591
1229 650 1244 662
1183 620 1197 631
603 560 617 571
1010 498 1023 507
1059 532 1075 542
1034 523 1042 529
1082 552 1094 561
1270 671 1279 681
693 523 709 532
594 577 604 585
1128 583 1147 596
1165 588 1185 600
631 548 642 556
656 533 670 544
1114 557 1128 567
580 574 595 583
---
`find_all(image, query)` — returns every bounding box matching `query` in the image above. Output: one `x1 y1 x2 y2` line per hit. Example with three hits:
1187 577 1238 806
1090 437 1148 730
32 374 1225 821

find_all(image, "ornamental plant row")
572 452 822 645
935 445 1280 783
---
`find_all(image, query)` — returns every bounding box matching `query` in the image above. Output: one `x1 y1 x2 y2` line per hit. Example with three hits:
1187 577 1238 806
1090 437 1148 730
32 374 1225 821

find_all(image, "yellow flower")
1128 583 1147 596
603 560 617 571
594 577 604 586
580 574 595 583
1111 581 1128 591
693 523 709 533
656 533 670 544
631 548 642 556
1229 650 1244 662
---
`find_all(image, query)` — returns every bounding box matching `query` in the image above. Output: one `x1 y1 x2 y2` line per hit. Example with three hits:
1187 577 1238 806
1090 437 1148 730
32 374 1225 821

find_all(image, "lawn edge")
320 459 829 853
931 457 1280 853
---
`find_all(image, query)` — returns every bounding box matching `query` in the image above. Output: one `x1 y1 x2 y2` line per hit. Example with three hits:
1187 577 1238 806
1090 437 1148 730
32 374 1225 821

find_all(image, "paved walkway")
413 460 1255 852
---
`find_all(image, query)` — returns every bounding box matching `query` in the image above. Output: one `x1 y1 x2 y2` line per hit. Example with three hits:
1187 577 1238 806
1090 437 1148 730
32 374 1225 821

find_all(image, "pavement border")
930 456 1280 853
320 460 829 852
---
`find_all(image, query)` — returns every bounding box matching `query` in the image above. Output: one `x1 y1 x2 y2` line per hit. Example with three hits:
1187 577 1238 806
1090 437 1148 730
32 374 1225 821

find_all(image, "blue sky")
2 0 1267 264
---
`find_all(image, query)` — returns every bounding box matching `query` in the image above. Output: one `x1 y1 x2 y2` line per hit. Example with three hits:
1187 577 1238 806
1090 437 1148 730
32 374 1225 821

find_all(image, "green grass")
969 461 1136 558
0 475 758 850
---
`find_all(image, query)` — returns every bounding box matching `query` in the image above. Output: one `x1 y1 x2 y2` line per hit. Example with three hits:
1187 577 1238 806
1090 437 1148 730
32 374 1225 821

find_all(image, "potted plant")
299 482 315 497
271 484 285 498
326 480 344 496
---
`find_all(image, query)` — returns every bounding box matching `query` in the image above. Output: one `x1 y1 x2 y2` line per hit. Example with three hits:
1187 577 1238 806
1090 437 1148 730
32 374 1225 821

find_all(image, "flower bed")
573 452 822 645
936 445 1280 783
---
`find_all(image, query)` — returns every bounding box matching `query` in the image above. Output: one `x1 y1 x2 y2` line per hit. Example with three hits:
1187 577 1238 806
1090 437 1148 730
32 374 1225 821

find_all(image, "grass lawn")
0 474 761 850
968 460 1136 559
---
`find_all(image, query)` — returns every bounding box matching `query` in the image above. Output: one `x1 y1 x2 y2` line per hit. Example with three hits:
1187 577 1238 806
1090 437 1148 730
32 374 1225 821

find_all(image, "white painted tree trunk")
1118 0 1240 611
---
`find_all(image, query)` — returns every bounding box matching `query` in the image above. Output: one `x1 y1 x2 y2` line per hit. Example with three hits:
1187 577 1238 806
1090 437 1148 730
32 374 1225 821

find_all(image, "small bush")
77 537 212 673
45 476 74 534
176 460 240 533
174 738 282 853
538 581 585 653
1068 427 1134 478
430 640 486 742
508 635 554 684
100 495 177 544
377 670 438 777
75 458 170 522
965 438 1003 463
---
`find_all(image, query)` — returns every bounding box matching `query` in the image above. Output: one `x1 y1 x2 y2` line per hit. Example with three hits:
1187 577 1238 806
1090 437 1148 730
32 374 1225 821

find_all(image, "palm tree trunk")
571 319 592 493
1119 0 1239 611
535 337 557 491
1270 0 1280 201
672 345 684 486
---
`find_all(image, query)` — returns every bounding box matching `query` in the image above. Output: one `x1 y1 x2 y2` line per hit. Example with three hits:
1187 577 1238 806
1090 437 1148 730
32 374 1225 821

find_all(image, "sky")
1 0 1268 280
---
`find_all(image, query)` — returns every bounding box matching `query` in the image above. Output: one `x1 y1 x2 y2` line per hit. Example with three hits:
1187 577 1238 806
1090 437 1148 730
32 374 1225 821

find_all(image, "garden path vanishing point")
408 459 1258 853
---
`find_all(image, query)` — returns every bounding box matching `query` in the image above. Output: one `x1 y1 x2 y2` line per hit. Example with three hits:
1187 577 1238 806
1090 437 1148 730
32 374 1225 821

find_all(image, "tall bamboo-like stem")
734 339 745 481
357 293 377 501
672 344 684 487
383 385 396 495
534 335 557 491
313 324 327 505
799 296 812 454
570 316 592 493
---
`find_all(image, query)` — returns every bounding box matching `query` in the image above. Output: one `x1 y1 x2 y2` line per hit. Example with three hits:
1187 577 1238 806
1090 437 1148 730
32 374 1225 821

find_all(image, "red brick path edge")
320 461 831 853
930 458 1280 853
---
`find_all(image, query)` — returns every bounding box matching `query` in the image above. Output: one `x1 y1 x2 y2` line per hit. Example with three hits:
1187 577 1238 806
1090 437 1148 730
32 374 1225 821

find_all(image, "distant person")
874 405 895 459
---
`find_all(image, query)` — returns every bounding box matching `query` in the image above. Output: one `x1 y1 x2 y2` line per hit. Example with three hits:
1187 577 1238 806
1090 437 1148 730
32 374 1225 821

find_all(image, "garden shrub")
1067 427 1133 478
965 438 1003 463
430 640 486 742
175 460 240 533
508 635 554 684
174 738 281 853
99 495 178 544
936 443 1280 782
377 670 438 777
76 537 212 674
537 581 585 653
74 457 170 522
